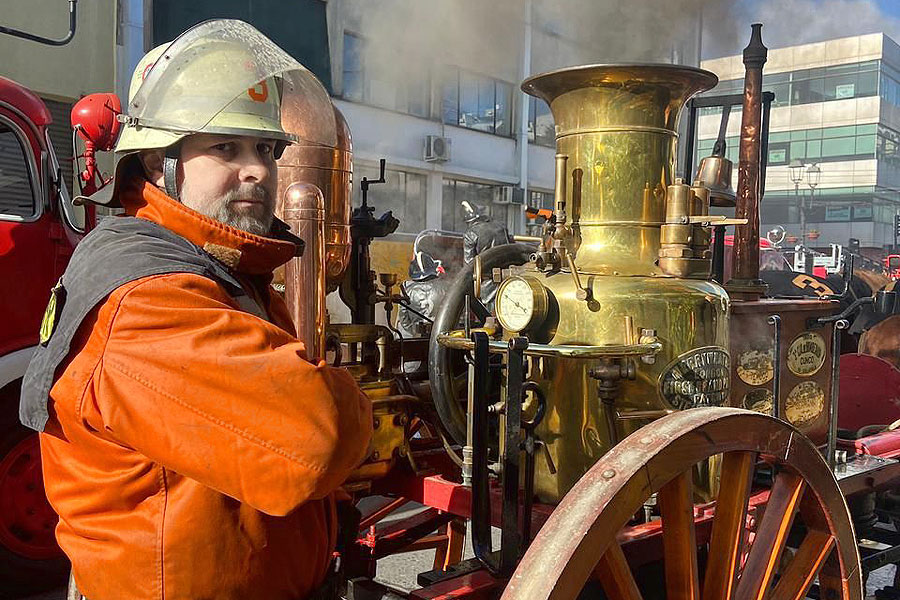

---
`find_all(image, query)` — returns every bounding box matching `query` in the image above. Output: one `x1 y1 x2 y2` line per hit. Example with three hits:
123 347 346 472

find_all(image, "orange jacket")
40 178 373 600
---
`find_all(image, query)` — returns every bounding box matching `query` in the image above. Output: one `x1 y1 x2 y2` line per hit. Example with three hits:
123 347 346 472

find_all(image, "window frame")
442 65 516 138
0 112 42 223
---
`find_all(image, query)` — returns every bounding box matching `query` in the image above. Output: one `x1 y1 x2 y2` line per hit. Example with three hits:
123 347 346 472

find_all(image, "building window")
708 59 880 109
0 120 37 219
353 164 427 234
342 32 365 102
342 32 429 117
528 97 555 147
442 66 513 137
441 178 508 232
697 123 879 168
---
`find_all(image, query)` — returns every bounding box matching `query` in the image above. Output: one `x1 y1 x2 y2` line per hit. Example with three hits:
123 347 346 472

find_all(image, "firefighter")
19 20 372 600
397 251 447 337
461 199 510 304
461 199 511 265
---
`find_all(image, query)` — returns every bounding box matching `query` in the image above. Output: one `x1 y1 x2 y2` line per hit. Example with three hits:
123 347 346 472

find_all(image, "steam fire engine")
7 17 900 600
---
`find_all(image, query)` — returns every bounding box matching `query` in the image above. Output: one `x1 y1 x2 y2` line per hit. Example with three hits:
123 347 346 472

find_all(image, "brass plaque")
742 388 774 416
660 347 730 409
737 348 774 386
785 381 825 426
787 332 827 377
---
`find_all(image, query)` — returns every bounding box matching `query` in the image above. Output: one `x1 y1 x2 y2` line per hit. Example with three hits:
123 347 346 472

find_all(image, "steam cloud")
344 0 900 86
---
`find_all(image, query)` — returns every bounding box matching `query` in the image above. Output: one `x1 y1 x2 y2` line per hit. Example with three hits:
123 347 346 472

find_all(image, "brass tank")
518 65 731 503
278 103 353 292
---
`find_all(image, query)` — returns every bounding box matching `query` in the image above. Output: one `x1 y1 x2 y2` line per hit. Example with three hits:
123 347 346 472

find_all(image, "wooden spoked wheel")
501 407 862 600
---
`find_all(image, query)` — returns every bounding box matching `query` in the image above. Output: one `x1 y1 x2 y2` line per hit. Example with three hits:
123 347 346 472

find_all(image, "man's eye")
213 142 235 153
258 143 275 156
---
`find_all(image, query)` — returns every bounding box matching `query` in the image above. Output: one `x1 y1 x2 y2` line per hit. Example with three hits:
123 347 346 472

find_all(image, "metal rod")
501 337 527 572
462 297 475 487
827 319 849 471
437 334 661 358
683 101 698 180
470 331 498 573
0 0 77 46
767 314 782 419
554 154 568 228
712 225 726 283
759 94 773 197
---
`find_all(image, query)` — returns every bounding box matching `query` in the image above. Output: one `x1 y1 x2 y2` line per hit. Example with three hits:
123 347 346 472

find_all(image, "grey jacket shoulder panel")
19 217 254 432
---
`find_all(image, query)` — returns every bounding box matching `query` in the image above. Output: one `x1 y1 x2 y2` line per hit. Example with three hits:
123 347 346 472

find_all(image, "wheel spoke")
702 451 756 600
767 530 834 600
593 542 644 600
658 470 700 600
734 471 805 600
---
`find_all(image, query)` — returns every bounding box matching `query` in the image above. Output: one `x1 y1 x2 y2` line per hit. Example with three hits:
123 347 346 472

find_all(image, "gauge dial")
496 276 549 333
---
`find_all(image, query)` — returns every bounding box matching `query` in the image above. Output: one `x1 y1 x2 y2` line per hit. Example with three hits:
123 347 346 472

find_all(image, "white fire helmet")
80 19 335 207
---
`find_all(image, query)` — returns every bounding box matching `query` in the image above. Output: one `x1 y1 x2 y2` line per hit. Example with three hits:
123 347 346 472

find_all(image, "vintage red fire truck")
0 75 88 594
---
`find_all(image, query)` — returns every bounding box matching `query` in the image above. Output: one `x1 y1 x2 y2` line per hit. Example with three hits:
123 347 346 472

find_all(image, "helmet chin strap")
163 144 180 199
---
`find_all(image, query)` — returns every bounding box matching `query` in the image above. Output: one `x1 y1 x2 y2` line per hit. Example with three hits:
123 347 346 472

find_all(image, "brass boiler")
278 104 353 292
519 65 731 503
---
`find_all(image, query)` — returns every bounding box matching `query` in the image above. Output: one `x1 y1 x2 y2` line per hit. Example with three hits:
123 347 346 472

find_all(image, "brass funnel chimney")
517 65 731 503
522 64 718 276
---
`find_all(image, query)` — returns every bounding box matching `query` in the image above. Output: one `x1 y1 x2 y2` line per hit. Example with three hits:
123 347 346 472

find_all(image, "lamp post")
789 159 804 238
806 163 821 242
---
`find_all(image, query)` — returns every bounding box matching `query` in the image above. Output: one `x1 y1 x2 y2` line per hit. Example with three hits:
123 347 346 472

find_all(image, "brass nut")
658 246 693 259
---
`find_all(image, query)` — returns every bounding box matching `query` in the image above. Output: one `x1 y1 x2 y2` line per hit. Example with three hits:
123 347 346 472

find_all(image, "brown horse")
859 314 900 370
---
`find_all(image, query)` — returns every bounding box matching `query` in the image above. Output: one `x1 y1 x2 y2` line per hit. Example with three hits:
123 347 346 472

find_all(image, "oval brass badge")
787 332 826 377
659 347 730 409
742 388 775 416
737 348 774 386
785 381 825 426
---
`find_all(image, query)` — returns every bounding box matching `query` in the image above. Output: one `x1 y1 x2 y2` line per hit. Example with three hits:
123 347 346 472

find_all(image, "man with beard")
20 21 372 600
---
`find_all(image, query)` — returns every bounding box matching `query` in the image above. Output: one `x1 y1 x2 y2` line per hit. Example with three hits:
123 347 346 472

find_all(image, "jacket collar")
118 177 302 275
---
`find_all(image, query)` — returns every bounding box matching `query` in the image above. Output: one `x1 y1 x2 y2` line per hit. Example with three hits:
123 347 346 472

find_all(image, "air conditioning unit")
494 186 513 204
424 135 451 162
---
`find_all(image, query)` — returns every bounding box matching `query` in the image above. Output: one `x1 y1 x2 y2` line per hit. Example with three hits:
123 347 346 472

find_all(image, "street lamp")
789 159 804 238
806 163 821 241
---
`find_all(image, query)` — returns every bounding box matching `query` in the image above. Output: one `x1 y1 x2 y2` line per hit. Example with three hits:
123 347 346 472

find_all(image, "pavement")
15 504 899 599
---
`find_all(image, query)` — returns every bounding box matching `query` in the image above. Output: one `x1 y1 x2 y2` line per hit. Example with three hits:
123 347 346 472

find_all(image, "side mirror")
71 93 122 151
71 93 122 196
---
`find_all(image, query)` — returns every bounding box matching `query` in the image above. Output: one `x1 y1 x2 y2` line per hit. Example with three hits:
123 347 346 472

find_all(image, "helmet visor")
127 19 336 146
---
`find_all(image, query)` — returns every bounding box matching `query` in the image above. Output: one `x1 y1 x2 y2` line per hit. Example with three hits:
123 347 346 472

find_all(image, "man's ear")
137 150 165 188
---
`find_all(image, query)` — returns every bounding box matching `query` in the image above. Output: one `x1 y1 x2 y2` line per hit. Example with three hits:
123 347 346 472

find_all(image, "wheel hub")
0 434 61 559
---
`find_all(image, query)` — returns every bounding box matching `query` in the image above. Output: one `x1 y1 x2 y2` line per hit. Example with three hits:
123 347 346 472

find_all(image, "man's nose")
237 152 272 184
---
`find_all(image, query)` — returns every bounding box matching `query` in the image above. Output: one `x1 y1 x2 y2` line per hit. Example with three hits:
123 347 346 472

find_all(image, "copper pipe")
278 105 353 292
283 183 326 359
729 24 768 289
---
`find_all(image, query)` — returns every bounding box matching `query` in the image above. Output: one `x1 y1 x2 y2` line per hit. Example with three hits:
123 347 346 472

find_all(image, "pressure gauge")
495 276 549 333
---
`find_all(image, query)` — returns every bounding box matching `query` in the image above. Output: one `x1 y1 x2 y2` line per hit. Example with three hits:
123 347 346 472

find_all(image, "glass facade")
709 60 879 107
697 124 879 167
698 56 900 237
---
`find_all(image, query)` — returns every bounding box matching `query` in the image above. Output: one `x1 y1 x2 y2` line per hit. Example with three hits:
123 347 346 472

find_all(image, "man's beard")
183 183 275 236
